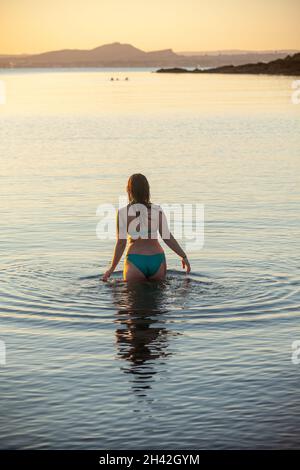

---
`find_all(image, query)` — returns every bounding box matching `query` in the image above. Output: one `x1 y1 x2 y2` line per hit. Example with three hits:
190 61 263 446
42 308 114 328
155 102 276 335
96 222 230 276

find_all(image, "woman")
102 174 191 282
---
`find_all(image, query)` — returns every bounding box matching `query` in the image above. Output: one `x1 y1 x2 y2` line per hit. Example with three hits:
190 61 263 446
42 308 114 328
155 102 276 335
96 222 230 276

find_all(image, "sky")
0 0 299 54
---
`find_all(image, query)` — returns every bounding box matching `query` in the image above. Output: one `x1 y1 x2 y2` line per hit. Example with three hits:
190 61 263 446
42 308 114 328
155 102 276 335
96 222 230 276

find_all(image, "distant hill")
0 42 298 68
157 52 300 76
0 42 185 68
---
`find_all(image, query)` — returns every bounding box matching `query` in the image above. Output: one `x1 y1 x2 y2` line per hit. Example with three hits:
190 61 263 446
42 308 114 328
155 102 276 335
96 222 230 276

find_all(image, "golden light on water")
1 71 296 116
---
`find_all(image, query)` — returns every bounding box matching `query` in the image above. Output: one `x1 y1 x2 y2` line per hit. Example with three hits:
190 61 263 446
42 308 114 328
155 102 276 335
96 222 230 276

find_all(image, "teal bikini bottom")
126 253 166 277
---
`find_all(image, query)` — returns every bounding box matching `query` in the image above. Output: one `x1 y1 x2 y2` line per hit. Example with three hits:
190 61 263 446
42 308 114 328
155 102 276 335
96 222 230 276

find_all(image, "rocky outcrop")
156 53 300 76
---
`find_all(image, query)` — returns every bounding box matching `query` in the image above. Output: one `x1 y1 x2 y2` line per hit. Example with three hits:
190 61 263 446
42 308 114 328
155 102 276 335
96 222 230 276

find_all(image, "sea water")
0 68 299 449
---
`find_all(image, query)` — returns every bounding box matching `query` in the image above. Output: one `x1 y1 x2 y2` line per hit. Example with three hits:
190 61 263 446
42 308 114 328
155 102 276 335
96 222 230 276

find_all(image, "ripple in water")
1 260 299 329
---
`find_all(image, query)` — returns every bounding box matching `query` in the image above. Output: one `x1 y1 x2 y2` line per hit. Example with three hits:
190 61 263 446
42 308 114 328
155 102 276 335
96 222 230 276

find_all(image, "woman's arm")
102 210 127 281
159 209 191 273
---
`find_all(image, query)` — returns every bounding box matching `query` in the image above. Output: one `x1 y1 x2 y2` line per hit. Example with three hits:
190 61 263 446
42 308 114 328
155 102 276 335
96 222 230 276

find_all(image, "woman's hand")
181 256 191 274
102 267 114 282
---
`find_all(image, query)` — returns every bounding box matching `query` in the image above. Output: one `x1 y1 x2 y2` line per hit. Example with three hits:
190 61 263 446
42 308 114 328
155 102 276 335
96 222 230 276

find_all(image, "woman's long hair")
126 174 151 208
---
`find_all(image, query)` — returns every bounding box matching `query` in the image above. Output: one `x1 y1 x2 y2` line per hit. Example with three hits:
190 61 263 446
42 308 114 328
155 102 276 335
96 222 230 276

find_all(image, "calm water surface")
0 68 300 449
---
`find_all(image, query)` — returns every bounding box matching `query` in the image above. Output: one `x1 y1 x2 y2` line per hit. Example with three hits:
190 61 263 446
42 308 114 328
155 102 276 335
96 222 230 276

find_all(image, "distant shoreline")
1 53 300 77
156 53 300 76
0 66 157 73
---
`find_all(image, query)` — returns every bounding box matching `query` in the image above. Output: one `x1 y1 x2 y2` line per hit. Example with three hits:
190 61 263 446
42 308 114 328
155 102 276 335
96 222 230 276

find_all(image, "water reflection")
111 280 176 396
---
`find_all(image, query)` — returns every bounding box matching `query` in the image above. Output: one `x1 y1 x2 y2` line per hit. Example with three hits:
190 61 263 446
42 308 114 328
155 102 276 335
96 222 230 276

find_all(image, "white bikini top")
118 203 162 240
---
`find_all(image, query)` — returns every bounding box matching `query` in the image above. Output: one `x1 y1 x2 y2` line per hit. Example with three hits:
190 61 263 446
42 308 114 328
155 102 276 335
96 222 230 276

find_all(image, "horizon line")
1 42 299 57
